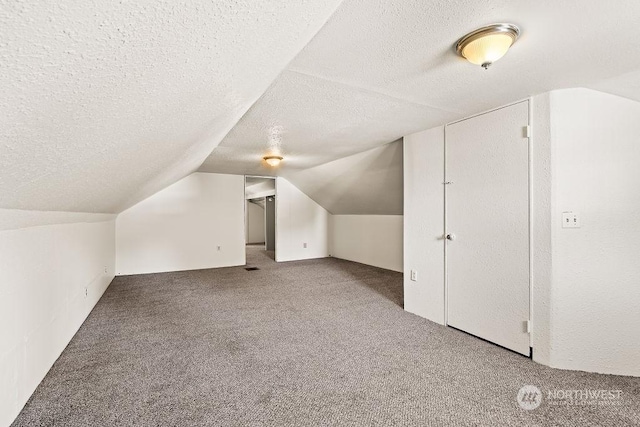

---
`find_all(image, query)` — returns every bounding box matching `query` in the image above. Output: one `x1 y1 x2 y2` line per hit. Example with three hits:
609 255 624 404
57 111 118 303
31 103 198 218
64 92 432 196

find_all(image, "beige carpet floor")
12 247 640 426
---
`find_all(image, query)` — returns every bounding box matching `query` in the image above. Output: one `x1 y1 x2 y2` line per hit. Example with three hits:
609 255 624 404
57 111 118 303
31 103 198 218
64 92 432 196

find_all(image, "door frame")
443 98 533 353
244 175 278 259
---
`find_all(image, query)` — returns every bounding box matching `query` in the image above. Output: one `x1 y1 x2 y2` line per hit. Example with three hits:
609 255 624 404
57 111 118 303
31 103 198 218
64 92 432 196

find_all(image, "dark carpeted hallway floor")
12 247 640 426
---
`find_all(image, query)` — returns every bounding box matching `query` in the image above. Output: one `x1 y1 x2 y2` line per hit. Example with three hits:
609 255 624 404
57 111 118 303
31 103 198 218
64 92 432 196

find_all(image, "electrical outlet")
303 242 307 249
84 287 88 297
410 270 417 281
562 212 581 228
104 266 108 274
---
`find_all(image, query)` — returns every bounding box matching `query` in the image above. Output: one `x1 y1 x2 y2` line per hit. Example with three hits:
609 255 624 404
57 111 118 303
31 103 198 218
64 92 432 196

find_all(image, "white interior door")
445 101 530 356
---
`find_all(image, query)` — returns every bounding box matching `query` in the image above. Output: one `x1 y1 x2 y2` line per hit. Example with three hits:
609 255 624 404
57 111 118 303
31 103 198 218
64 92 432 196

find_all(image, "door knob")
446 234 455 241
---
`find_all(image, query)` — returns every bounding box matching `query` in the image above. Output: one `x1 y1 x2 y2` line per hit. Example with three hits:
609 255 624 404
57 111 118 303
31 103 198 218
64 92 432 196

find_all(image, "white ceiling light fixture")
263 155 283 167
456 23 520 69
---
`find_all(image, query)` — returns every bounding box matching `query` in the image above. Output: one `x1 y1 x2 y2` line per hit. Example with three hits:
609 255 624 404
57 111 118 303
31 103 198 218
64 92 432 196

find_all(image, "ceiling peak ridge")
116 2 347 213
286 67 462 114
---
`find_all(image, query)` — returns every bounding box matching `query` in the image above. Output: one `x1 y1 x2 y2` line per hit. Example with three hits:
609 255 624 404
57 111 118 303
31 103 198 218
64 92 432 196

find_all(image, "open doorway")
244 176 276 265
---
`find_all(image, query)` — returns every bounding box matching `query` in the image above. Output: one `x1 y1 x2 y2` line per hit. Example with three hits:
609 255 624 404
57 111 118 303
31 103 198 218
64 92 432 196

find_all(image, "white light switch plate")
562 212 581 228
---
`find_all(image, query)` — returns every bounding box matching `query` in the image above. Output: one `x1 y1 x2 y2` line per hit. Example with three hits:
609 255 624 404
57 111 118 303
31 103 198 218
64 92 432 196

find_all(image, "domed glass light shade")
263 155 283 167
456 24 520 69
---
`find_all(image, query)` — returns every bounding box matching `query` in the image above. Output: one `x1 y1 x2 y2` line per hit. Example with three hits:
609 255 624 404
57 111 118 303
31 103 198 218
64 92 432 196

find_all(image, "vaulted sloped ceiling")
0 0 342 213
199 0 640 183
197 69 451 176
4 1 640 217
245 177 275 200
283 140 403 215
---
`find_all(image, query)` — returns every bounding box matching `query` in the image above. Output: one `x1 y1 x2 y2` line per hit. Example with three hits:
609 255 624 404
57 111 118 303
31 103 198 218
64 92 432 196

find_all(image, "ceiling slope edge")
0 208 116 232
114 1 345 214
283 140 403 215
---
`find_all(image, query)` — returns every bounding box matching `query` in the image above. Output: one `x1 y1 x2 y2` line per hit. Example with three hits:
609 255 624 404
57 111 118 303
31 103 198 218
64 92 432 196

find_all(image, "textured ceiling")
0 0 342 213
284 140 403 215
199 0 640 178
4 0 640 216
198 70 452 175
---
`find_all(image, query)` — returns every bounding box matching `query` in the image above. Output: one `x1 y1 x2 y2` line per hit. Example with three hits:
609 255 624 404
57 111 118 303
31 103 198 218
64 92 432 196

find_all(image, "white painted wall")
246 201 265 244
404 90 640 376
0 213 115 426
548 88 640 376
330 215 403 272
403 127 446 324
275 177 329 262
116 173 245 275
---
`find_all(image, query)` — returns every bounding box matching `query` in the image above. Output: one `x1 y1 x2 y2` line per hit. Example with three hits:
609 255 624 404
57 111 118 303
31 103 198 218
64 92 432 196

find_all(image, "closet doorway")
445 101 531 356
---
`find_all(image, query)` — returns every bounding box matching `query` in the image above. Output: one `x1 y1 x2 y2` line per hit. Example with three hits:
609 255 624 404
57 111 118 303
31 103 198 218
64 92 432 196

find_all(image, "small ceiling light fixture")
456 23 520 69
263 155 283 167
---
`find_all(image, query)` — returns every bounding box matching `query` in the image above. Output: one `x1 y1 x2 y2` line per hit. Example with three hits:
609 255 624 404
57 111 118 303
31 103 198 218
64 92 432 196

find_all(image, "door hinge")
525 320 531 334
523 125 531 138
